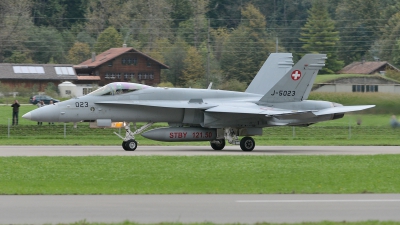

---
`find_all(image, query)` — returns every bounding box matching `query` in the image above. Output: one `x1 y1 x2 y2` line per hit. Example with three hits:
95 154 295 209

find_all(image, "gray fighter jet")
22 54 374 151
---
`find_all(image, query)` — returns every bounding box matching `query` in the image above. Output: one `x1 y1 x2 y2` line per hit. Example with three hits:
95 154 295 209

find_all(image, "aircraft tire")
240 137 255 151
210 139 225 150
122 141 128 150
124 139 137 151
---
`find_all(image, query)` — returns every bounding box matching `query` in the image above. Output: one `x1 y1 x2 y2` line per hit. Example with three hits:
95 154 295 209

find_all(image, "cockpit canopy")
88 82 151 96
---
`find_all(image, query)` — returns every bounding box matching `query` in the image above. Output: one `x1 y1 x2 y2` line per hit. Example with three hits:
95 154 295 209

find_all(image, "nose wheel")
122 139 137 151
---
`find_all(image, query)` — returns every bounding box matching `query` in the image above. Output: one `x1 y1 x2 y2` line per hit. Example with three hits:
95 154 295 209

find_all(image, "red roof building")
74 46 169 86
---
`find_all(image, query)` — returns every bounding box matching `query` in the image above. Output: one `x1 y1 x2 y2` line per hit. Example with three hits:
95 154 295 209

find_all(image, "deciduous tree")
94 26 123 53
67 42 91 64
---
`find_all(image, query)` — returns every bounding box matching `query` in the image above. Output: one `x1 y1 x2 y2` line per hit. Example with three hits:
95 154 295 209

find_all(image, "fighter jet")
22 54 374 151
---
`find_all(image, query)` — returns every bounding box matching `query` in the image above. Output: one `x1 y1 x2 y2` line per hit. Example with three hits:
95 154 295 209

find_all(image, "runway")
1 194 400 224
1 145 400 156
1 145 400 224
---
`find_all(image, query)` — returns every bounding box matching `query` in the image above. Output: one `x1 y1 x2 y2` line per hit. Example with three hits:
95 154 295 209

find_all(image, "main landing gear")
209 128 256 151
114 122 154 151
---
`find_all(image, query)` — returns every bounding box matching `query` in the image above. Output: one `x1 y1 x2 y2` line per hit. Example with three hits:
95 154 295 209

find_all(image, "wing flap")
205 105 314 118
313 105 375 116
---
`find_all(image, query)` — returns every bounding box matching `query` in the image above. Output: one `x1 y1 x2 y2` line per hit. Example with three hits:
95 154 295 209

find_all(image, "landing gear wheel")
240 137 255 152
122 141 128 150
210 139 226 150
123 139 137 151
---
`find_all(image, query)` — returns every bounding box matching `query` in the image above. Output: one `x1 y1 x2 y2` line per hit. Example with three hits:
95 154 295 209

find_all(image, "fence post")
292 126 295 138
348 117 352 139
64 123 66 138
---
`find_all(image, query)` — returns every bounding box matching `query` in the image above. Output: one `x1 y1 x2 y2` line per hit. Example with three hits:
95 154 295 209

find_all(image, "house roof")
77 47 169 69
339 61 400 74
0 64 78 80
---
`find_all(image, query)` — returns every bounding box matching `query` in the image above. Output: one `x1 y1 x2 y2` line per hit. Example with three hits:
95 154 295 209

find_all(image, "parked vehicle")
29 95 59 105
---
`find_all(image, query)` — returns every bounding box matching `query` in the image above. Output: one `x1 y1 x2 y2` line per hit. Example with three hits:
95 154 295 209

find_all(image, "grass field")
1 155 399 195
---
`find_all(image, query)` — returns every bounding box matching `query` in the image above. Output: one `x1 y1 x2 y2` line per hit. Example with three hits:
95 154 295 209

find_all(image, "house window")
130 73 135 79
352 85 366 92
366 85 378 92
122 58 126 65
124 73 129 80
143 73 147 80
83 88 92 95
65 90 71 95
138 73 142 80
108 60 113 67
116 73 121 79
149 73 154 80
133 58 138 65
105 73 110 79
147 60 151 67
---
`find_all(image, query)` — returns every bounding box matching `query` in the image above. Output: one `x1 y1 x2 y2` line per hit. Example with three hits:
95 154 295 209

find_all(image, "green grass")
0 155 399 194
313 74 368 84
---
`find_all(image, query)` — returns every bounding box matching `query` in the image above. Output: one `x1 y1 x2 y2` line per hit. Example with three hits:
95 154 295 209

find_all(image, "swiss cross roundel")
291 70 302 80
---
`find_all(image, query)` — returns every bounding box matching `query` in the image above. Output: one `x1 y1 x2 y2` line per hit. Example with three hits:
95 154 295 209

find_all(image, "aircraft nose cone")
23 104 60 122
22 112 32 120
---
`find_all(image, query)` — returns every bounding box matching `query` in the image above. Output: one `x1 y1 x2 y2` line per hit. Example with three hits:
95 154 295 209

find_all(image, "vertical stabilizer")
258 54 326 103
245 53 293 95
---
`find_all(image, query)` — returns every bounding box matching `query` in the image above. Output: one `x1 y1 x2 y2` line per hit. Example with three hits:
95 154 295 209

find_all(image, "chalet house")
0 64 77 92
74 46 169 87
338 61 400 75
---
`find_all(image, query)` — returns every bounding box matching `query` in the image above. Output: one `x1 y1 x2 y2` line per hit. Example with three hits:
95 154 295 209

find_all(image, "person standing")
36 100 45 125
11 100 20 125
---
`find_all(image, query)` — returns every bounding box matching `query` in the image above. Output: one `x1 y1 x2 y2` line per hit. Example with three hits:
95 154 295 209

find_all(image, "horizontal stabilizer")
313 105 375 116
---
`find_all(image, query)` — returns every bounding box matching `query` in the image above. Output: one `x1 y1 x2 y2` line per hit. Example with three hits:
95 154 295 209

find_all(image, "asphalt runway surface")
1 145 400 224
1 145 400 156
1 194 400 224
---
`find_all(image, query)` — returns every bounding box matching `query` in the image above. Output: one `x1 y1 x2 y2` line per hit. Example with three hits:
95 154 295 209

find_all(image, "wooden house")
74 46 169 87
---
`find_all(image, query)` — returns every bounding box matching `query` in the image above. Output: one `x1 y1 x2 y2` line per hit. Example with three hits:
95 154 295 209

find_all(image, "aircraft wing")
313 105 375 116
95 100 217 109
205 105 316 119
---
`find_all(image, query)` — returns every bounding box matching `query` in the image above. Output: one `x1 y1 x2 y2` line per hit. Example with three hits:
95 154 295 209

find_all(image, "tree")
161 39 189 86
378 12 400 62
94 26 123 53
24 26 66 63
168 0 193 28
118 0 173 50
32 0 88 29
85 0 126 35
180 46 205 86
67 42 91 64
300 0 343 74
335 0 381 64
0 0 33 62
220 4 275 84
3 51 33 63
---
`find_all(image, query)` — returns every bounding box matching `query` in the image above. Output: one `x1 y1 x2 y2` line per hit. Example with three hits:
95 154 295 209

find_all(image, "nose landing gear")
115 122 154 151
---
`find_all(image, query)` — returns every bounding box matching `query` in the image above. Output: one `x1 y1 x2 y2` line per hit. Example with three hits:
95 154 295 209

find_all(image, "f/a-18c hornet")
23 53 375 151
